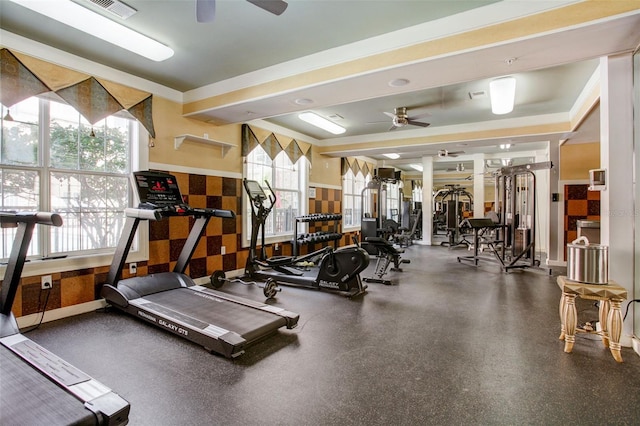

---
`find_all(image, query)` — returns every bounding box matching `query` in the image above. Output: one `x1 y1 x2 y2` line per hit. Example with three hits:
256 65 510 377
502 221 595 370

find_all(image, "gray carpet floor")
24 244 640 425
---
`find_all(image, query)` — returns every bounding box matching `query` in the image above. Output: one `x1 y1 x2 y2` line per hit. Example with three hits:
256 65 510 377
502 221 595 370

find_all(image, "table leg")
608 298 624 363
559 292 566 340
562 293 577 353
598 299 610 348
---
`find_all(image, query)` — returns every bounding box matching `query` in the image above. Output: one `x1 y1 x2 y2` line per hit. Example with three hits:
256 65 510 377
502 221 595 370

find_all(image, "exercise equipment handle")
263 180 276 210
0 211 63 227
192 208 236 219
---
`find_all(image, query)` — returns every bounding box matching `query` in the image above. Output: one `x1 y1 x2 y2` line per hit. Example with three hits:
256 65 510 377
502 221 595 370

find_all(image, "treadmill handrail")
0 211 63 227
125 207 235 220
1 212 63 316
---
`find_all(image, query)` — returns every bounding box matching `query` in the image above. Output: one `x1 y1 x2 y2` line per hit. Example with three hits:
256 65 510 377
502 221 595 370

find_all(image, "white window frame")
342 169 369 231
243 147 308 247
0 97 148 279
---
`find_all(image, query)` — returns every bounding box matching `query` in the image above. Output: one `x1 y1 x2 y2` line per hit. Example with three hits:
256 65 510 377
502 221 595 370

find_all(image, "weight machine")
432 184 473 247
457 161 552 271
360 174 401 246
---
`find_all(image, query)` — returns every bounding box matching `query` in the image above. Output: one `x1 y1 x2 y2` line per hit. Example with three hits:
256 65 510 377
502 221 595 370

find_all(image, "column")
473 154 485 218
600 54 634 344
419 155 434 245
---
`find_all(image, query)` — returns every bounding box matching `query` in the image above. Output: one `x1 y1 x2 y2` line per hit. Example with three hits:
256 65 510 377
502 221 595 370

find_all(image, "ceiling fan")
382 107 430 131
437 149 465 158
196 0 288 23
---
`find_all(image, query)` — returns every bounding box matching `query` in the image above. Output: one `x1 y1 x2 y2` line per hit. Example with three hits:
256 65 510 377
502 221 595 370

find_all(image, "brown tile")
169 216 190 239
149 220 170 241
206 255 223 275
61 275 94 307
189 174 207 195
206 175 223 196
149 240 170 265
567 200 588 216
222 234 237 253
170 238 187 262
189 195 206 209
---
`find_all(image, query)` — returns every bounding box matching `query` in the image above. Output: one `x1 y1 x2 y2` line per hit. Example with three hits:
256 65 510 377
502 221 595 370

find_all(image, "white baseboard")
16 299 107 329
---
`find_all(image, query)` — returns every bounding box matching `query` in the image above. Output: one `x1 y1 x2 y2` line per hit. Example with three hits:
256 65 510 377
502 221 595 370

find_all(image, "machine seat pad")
364 237 404 255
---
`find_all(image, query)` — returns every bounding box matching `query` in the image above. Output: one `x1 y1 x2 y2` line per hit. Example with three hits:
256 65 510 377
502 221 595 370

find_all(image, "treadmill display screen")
134 171 183 206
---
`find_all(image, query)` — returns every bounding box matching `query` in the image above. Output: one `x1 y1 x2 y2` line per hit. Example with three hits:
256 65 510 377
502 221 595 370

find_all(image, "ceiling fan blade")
196 0 216 22
247 0 288 15
406 119 430 128
407 112 431 120
388 125 398 131
383 111 396 119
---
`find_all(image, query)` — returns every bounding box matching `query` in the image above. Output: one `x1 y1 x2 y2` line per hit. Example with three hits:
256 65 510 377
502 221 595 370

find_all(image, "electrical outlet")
41 275 52 290
221 246 226 255
129 263 137 275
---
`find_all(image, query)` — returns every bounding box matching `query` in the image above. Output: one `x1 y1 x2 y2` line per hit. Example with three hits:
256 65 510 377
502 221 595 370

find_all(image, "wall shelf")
174 134 233 157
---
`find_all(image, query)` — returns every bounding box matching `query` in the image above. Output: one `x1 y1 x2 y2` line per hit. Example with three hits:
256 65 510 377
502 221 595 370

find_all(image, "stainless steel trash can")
567 236 608 284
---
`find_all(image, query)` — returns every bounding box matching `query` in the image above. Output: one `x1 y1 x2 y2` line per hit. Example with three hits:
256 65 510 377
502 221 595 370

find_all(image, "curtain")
0 48 156 138
241 123 311 165
341 157 375 177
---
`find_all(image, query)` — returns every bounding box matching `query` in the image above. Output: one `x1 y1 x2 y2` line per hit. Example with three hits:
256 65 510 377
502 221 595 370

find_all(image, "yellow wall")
309 150 342 186
560 142 600 180
150 97 243 172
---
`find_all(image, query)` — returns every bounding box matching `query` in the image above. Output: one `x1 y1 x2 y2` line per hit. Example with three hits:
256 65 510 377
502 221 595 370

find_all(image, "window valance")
241 124 311 165
341 157 375 177
0 48 155 138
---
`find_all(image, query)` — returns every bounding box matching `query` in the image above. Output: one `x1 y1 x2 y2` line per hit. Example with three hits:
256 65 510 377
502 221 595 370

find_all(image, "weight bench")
361 236 410 285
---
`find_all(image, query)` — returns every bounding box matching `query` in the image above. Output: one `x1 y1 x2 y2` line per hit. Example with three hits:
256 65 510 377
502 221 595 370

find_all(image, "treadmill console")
131 171 236 219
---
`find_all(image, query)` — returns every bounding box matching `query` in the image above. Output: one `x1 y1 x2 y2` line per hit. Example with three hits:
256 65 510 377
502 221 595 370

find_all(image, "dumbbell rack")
293 213 342 256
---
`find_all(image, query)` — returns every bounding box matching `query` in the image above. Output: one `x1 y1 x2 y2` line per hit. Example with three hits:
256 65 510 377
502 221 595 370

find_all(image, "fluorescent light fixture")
383 153 400 160
298 112 346 135
489 77 516 115
410 164 423 172
9 0 174 61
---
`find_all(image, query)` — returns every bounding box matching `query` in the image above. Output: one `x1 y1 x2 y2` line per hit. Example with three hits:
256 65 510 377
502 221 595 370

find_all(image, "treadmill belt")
141 288 287 342
0 345 97 426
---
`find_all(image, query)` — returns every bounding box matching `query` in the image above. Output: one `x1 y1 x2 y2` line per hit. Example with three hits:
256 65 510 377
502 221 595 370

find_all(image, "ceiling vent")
468 90 487 100
84 0 137 19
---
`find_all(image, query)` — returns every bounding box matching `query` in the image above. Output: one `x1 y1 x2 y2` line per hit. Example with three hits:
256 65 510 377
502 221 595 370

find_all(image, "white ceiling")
1 0 640 174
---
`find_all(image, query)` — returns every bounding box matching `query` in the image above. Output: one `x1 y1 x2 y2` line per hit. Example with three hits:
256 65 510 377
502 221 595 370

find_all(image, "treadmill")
0 211 130 425
101 170 299 358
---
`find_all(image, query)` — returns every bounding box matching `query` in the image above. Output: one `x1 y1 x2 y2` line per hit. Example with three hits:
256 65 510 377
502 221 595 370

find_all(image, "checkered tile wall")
564 184 600 259
6 175 351 316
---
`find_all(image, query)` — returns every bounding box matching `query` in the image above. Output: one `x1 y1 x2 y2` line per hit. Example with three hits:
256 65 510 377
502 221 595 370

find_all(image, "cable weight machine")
495 161 552 271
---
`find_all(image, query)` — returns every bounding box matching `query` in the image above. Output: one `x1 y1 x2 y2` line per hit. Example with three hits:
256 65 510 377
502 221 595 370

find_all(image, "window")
342 169 368 228
386 181 401 222
244 146 306 241
1 95 139 260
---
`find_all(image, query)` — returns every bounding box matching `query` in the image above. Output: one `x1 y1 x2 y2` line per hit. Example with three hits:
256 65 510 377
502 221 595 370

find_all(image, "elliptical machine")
212 179 369 298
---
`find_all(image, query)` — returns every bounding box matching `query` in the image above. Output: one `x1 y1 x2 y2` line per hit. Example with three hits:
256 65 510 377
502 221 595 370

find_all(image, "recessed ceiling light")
295 98 314 105
9 0 174 62
298 112 346 135
388 78 410 87
383 153 400 159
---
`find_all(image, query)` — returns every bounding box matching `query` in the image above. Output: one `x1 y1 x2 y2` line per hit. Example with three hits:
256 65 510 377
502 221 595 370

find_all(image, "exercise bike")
211 179 370 298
